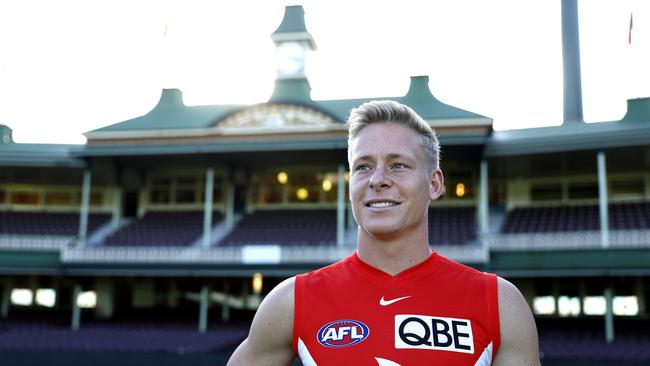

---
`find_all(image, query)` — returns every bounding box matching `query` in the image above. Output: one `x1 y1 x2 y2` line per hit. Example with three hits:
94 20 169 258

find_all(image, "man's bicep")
227 277 296 366
493 277 541 366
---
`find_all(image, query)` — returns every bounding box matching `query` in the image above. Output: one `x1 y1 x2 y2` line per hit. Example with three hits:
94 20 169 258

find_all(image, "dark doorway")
123 191 138 218
234 185 247 214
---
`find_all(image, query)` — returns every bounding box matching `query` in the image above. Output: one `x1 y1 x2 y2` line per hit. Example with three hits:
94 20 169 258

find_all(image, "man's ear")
429 168 445 200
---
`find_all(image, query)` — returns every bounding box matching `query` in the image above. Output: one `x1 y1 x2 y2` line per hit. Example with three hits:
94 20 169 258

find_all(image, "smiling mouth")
366 201 400 208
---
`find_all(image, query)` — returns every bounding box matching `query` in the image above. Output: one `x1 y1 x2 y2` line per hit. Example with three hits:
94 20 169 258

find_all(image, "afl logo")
317 319 370 348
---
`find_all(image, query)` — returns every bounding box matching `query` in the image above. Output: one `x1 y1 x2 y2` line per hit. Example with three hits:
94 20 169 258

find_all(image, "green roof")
0 142 84 167
486 98 650 156
317 76 490 122
87 75 490 138
87 89 239 133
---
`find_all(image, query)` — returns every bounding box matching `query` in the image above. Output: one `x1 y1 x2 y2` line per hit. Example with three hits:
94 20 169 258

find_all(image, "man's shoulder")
260 276 296 310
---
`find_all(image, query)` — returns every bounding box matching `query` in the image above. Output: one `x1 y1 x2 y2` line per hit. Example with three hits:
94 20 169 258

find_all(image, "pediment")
216 103 339 134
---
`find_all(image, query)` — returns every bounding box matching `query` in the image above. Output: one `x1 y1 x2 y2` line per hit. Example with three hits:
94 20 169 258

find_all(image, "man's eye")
355 165 369 171
393 163 407 169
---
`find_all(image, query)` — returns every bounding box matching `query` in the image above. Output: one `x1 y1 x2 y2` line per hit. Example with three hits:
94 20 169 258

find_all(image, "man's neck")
356 225 432 276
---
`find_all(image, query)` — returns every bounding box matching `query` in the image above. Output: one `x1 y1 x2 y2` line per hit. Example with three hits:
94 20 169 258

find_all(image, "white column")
604 287 614 343
71 284 82 330
203 167 215 248
199 285 209 333
221 280 230 323
337 164 346 247
598 152 609 248
225 175 235 230
78 169 92 248
111 186 122 229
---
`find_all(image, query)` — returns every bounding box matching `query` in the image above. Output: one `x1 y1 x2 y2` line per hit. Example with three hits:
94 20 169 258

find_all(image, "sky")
0 0 648 144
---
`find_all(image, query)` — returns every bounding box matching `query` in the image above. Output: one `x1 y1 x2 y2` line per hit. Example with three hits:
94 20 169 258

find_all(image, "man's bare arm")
493 277 541 366
227 277 296 366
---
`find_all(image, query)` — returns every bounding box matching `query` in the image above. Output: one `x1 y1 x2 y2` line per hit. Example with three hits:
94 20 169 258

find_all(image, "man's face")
348 122 444 239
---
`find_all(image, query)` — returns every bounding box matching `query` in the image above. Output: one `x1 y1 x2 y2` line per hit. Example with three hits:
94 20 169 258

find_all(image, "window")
151 178 171 204
45 192 73 206
289 174 319 203
613 296 639 316
75 191 104 206
77 291 97 309
568 182 599 199
90 192 103 206
533 296 556 315
611 180 644 197
176 188 196 203
531 184 562 201
252 174 284 204
213 176 225 203
36 289 56 308
558 296 581 317
10 289 33 306
322 172 341 203
176 177 198 204
583 296 606 315
11 191 40 205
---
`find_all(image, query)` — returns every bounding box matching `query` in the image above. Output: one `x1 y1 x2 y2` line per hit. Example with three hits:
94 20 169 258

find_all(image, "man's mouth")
365 200 400 208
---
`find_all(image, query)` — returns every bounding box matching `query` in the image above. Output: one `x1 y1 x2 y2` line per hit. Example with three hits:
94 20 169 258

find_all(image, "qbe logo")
317 319 369 348
395 314 474 354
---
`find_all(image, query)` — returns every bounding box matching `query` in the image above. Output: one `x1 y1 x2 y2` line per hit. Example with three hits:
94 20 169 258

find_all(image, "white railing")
6 229 649 264
62 246 243 264
0 235 75 251
61 243 488 265
489 229 650 251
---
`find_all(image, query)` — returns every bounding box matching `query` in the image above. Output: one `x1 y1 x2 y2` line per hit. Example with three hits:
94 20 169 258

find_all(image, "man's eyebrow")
352 155 374 164
352 153 415 164
386 153 410 160
385 153 419 163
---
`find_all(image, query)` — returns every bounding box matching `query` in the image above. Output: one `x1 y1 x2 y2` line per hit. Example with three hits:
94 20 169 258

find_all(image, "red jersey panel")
292 252 500 366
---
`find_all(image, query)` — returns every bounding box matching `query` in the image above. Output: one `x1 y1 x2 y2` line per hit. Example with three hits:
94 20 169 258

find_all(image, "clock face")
217 104 338 133
276 42 306 76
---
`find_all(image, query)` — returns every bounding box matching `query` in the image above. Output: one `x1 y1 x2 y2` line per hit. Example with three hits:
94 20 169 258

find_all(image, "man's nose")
369 166 391 190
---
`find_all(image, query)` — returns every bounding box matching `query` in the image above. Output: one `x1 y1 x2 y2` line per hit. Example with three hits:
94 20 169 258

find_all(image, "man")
228 100 540 365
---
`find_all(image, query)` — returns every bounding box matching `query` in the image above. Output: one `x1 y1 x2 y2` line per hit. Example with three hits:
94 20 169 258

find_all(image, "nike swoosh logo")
379 296 411 306
376 357 401 366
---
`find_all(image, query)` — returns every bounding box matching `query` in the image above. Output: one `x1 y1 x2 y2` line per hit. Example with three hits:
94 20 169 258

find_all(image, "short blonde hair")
346 100 440 170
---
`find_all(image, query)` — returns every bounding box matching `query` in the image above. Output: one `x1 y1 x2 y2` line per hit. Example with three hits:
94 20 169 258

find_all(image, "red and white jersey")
292 252 500 366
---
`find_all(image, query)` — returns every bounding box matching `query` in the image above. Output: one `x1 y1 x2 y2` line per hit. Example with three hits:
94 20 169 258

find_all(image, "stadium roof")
79 74 493 157
485 97 650 157
0 130 84 167
87 89 240 133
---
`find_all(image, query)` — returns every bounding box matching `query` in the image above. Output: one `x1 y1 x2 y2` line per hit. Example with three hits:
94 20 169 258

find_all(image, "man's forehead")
352 150 412 159
349 142 422 163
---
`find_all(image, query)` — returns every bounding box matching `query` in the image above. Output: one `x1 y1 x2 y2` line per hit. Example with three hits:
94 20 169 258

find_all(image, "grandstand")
1 3 649 366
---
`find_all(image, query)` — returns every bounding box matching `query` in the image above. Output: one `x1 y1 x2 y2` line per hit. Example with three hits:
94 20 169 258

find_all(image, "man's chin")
361 225 402 240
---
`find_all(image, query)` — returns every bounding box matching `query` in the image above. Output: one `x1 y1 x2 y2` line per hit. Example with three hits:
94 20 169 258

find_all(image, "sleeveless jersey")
292 252 500 366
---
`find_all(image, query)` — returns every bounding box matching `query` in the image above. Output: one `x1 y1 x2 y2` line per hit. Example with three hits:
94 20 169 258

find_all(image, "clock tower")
271 6 317 80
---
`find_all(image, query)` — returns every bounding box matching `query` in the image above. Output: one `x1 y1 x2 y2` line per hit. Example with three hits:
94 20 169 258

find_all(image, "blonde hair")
346 100 440 170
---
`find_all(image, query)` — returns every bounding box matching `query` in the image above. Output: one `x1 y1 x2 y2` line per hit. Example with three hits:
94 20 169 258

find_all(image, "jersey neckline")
347 250 440 283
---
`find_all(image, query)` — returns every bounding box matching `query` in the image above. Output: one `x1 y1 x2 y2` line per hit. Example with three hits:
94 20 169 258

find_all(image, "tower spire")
271 5 316 80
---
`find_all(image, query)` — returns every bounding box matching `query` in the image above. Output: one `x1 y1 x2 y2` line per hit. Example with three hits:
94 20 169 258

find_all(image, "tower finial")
271 5 316 79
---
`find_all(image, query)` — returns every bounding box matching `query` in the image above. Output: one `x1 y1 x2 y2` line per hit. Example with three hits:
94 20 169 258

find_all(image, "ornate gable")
216 103 340 134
